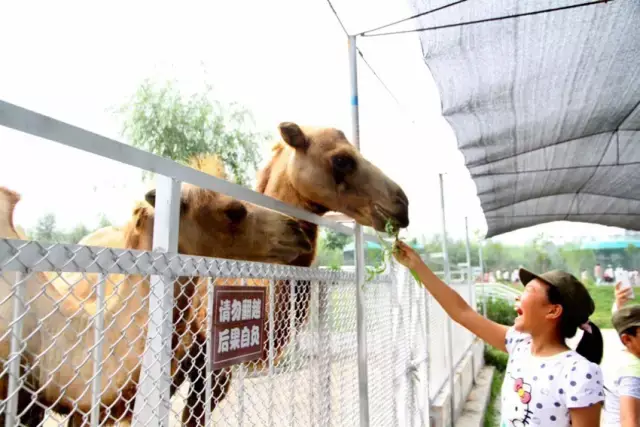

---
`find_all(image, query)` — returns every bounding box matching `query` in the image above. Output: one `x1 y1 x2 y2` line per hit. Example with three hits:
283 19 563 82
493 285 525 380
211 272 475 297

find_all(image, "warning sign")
212 286 266 370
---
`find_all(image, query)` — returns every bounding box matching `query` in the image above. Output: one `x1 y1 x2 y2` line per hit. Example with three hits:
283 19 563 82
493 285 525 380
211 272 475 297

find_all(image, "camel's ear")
279 122 308 151
144 189 187 214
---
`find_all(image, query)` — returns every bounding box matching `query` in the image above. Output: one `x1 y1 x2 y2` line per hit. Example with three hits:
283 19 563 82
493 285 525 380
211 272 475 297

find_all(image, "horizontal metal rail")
0 99 380 241
0 239 399 284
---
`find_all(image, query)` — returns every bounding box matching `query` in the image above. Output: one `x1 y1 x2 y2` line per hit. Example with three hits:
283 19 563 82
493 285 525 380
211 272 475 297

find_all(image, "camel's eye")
332 155 356 182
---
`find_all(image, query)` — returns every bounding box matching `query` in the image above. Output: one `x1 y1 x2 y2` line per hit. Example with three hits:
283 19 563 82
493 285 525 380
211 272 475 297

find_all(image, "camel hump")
188 153 228 179
0 186 21 240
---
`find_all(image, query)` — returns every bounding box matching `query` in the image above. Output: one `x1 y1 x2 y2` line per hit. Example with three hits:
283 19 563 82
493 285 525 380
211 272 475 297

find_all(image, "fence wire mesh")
0 238 477 427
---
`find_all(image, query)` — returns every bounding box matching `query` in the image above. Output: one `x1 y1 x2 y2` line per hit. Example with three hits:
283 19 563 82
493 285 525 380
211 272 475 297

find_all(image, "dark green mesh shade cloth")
405 0 640 237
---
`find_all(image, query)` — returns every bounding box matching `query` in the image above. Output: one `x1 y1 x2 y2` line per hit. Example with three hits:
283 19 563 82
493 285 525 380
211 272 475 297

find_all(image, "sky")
0 0 628 244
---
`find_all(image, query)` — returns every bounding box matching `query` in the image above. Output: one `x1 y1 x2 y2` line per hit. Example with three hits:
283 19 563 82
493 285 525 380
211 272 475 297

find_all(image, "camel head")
142 183 312 264
261 122 410 232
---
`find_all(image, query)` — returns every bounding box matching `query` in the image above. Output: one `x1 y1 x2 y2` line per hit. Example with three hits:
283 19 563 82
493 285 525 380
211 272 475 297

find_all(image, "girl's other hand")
393 240 422 270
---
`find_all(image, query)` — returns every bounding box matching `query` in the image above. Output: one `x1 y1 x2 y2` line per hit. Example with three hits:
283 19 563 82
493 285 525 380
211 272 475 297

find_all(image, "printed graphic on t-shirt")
510 376 533 426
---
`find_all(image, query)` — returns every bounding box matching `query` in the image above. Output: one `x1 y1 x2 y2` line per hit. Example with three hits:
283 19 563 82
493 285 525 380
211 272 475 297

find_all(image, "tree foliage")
313 229 640 277
27 213 112 244
323 230 352 251
118 79 266 186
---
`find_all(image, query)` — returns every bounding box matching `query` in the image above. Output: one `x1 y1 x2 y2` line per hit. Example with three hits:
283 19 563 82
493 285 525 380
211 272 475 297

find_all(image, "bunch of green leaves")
365 219 420 283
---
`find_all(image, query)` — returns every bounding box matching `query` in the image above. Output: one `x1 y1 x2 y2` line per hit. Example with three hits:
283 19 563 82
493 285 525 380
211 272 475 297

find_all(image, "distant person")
595 263 602 285
393 241 604 427
602 305 640 426
605 265 615 284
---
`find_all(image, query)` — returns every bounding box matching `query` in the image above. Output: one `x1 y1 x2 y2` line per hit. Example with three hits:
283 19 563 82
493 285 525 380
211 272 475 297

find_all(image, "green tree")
118 79 266 186
66 224 92 244
323 230 352 251
98 213 112 229
28 213 112 244
29 213 61 243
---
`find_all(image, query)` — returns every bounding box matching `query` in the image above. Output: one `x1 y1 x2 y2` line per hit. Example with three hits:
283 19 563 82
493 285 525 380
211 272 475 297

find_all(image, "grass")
483 345 508 427
484 368 505 427
586 284 640 329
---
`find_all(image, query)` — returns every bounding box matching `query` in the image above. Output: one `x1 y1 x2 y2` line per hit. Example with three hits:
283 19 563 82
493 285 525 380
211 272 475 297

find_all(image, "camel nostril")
396 188 409 206
225 203 247 223
394 206 410 228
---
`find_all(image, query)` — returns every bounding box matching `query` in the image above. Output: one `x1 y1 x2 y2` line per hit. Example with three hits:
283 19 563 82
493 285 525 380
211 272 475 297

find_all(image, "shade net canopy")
396 0 640 237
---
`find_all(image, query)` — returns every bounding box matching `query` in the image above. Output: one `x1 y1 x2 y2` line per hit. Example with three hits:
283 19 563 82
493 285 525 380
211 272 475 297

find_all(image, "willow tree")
118 79 266 186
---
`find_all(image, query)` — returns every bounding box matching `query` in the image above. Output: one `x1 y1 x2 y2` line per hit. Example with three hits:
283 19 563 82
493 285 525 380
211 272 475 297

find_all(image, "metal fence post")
439 173 455 427
5 271 26 427
478 241 487 317
464 217 475 384
349 33 370 427
132 175 180 427
91 273 107 427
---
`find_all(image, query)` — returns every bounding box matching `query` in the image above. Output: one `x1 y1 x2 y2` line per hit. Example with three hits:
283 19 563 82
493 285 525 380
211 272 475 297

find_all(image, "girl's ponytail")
547 284 604 364
575 321 604 364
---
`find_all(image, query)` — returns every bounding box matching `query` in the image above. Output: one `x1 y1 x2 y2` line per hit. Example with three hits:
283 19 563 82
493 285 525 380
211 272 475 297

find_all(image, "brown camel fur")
0 176 310 426
182 122 411 426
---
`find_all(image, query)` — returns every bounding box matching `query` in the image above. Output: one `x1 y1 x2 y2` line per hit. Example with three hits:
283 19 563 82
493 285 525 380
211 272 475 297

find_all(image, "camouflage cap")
612 305 640 335
518 268 595 326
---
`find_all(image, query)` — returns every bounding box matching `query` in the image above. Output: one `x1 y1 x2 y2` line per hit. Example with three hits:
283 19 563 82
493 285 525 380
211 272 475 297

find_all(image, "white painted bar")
91 274 107 427
131 176 180 426
5 272 25 427
438 173 455 425
349 34 370 427
0 99 380 240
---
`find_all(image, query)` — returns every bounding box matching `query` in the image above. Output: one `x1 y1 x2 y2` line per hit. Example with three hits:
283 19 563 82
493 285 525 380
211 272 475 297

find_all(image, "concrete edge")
454 365 496 427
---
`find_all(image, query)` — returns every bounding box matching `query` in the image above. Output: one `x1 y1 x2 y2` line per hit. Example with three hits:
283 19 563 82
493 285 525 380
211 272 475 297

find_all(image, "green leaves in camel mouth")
365 219 420 284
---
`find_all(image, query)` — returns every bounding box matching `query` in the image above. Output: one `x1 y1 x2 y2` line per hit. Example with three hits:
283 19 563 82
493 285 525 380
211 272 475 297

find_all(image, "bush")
479 296 517 326
484 345 508 372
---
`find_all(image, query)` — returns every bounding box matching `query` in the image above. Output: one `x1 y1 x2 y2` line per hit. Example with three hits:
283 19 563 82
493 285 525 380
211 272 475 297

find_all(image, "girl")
393 240 605 427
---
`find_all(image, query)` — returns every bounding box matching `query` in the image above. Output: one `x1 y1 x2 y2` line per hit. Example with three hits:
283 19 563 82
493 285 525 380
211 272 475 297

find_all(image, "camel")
180 122 411 426
0 180 311 426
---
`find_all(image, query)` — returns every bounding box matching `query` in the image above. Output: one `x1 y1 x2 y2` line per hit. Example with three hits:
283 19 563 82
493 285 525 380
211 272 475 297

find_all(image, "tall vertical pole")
464 217 473 311
5 272 25 427
132 176 180 427
464 217 475 383
349 34 370 427
479 242 486 317
439 173 455 426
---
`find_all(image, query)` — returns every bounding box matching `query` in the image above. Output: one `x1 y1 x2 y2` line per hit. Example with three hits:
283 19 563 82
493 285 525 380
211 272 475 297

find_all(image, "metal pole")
478 242 486 317
204 277 214 427
350 33 370 427
464 217 473 308
91 273 106 427
132 175 180 427
5 272 26 427
439 173 455 426
464 218 475 384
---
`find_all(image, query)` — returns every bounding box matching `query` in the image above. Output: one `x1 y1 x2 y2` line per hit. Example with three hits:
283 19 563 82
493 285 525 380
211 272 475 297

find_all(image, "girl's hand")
393 240 422 270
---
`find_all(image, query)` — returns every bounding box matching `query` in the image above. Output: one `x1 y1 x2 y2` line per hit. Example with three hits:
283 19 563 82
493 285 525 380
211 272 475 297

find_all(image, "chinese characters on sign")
212 286 266 370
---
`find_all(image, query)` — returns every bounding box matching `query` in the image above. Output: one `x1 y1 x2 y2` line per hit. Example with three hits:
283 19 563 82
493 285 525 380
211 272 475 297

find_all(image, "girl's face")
514 279 562 333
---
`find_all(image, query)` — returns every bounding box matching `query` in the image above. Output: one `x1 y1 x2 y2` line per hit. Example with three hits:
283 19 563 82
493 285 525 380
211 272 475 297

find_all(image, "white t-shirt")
602 348 640 426
500 327 605 427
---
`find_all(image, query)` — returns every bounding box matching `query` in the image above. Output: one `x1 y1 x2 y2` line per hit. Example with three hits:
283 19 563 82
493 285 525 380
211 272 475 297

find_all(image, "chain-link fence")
0 236 467 427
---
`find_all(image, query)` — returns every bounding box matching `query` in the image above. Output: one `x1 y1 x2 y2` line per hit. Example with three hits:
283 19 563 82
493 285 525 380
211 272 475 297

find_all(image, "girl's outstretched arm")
393 240 509 352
